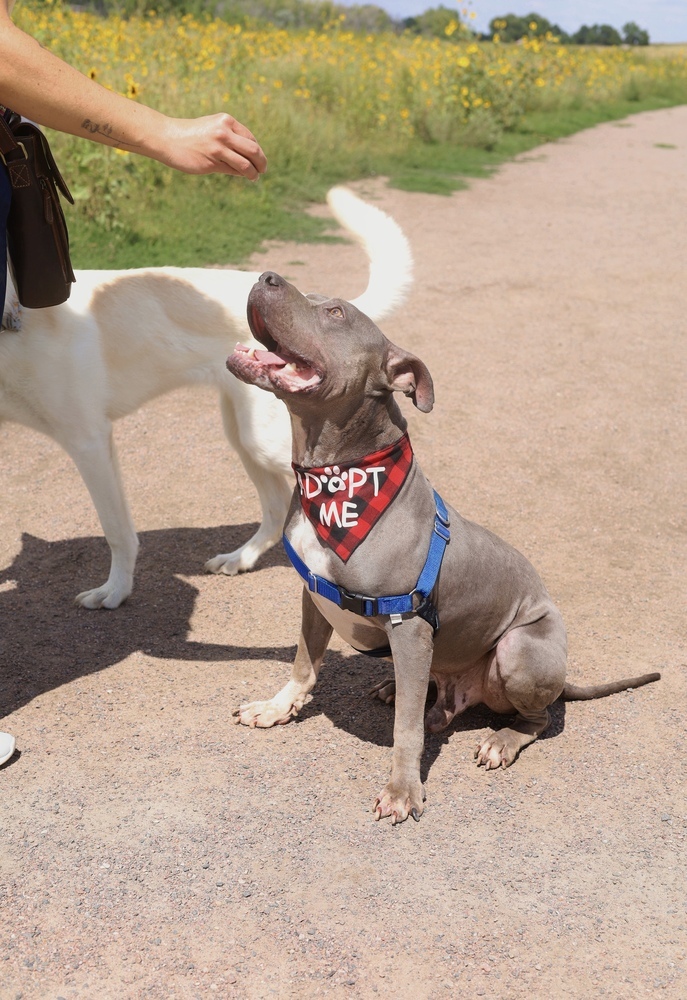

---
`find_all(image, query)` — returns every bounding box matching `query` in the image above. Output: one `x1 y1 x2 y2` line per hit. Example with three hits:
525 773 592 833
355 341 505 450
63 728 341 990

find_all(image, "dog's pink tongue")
233 343 291 367
254 349 288 366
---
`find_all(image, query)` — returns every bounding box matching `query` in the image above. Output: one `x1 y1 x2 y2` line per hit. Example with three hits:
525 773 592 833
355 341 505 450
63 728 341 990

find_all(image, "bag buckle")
0 141 27 167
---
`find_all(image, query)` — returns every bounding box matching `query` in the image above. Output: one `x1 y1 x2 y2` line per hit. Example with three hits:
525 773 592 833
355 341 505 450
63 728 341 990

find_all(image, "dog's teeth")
246 348 256 359
283 362 297 372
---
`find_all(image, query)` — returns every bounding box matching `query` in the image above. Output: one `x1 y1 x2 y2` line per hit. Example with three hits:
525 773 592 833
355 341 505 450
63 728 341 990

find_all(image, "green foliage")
335 3 394 32
403 6 472 42
216 0 395 31
68 144 143 232
94 0 396 31
19 3 680 268
487 12 569 42
487 12 651 46
64 92 687 269
572 24 623 46
623 22 650 46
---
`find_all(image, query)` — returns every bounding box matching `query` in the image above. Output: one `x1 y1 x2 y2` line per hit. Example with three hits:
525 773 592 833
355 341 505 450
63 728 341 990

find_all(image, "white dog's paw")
233 682 312 728
233 699 298 728
205 546 258 576
75 581 132 610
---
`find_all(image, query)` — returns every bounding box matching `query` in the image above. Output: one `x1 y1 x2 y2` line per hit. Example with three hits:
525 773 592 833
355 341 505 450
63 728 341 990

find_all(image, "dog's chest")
288 517 334 578
288 518 389 653
310 594 389 653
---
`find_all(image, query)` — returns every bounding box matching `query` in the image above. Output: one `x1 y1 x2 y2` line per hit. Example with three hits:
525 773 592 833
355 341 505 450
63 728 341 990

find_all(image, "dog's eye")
327 306 344 319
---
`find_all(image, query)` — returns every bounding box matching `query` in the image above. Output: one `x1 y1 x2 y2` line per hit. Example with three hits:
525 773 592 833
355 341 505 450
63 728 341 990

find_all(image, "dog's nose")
260 271 285 288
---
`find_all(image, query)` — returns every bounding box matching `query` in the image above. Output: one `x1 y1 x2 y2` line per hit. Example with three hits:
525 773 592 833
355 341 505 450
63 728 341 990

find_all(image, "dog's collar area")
292 433 414 563
282 491 450 633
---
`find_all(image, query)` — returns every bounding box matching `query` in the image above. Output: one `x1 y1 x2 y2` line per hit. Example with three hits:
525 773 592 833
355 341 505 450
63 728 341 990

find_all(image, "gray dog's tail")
562 671 660 701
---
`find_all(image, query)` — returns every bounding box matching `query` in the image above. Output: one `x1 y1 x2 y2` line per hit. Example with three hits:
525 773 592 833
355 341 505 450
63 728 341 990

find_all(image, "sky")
338 1 687 43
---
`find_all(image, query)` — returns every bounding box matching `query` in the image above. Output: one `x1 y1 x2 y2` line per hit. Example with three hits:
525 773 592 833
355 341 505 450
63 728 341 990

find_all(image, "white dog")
0 187 413 609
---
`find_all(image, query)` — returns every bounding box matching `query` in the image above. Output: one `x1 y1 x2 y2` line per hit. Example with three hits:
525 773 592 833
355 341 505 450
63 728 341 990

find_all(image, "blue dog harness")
281 490 451 634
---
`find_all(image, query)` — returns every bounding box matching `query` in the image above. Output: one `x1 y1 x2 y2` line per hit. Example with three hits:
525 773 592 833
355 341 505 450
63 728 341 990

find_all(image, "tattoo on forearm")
81 119 139 147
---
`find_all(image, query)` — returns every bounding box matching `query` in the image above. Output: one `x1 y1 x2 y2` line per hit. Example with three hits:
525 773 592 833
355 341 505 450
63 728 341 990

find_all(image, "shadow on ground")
294 648 567 778
0 522 566 779
0 524 294 715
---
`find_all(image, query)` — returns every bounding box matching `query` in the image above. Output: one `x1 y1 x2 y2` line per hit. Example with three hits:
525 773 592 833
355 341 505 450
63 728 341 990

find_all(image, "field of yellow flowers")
15 2 687 265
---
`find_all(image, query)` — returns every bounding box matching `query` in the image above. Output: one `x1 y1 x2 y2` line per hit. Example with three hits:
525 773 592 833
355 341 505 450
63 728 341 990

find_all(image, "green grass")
67 93 686 270
70 181 335 270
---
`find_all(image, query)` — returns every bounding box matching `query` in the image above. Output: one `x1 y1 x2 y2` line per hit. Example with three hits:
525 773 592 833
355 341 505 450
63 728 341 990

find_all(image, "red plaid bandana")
293 433 414 562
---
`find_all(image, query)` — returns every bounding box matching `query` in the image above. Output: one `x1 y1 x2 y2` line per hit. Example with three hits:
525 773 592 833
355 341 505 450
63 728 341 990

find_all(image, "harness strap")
282 491 450 626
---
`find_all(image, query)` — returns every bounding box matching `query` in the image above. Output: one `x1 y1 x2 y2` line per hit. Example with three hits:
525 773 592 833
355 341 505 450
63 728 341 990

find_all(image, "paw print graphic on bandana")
322 466 348 493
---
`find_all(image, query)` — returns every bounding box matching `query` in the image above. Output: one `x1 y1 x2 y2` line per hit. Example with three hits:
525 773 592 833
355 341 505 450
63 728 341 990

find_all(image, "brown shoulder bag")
0 111 75 308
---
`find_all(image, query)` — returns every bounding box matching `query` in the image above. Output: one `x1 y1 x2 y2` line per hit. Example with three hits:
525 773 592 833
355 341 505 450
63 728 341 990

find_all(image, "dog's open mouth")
228 307 322 394
231 342 321 392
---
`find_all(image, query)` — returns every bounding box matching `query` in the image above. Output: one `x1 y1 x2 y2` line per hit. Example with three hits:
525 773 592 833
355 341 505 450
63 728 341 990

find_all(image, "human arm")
0 1 266 178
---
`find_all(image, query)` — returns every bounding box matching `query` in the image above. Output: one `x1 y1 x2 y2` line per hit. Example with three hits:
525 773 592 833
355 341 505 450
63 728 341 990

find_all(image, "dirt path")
1 106 686 999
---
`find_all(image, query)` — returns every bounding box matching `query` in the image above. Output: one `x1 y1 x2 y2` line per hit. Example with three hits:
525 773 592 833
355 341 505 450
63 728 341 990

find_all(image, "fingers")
212 113 267 179
217 139 266 180
159 113 267 178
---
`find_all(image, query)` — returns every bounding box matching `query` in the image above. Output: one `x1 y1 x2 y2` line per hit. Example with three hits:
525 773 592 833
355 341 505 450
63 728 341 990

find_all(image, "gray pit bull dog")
228 271 660 825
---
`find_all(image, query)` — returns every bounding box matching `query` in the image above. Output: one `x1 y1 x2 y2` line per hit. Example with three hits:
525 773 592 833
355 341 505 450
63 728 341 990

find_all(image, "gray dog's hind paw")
475 711 550 769
368 677 396 704
474 737 515 770
474 727 535 769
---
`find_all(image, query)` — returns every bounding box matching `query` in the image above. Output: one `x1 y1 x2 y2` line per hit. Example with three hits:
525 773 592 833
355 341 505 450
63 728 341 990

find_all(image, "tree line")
81 0 651 45
485 12 649 46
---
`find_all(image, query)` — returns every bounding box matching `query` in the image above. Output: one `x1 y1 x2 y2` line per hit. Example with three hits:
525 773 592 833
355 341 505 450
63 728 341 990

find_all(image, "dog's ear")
384 347 434 412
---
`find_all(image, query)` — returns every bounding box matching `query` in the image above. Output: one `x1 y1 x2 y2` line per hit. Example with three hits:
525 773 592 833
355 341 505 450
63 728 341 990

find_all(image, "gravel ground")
1 106 685 1000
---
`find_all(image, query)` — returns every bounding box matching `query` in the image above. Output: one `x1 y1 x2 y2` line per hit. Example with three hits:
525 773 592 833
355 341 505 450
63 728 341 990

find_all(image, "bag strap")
0 115 74 204
0 114 25 163
33 126 74 204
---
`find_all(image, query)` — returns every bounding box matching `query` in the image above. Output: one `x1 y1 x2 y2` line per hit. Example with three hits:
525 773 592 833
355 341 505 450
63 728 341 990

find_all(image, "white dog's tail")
326 186 413 323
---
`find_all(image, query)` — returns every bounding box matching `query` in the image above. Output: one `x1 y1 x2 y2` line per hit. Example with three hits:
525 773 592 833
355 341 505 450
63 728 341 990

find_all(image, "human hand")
152 112 267 179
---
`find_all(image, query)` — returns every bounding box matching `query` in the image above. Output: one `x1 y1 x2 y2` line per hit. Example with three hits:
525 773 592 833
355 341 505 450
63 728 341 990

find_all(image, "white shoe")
0 732 16 766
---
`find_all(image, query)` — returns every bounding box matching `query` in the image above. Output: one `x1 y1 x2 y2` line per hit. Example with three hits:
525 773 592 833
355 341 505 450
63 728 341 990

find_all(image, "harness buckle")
416 595 440 633
433 519 451 543
339 588 377 617
436 508 450 528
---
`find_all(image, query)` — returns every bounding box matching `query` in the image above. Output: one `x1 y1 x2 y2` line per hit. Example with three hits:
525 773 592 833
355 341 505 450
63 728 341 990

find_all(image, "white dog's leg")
205 390 293 575
61 424 139 608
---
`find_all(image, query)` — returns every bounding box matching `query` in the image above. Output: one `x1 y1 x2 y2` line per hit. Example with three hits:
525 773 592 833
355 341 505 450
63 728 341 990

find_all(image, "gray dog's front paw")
373 781 426 825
